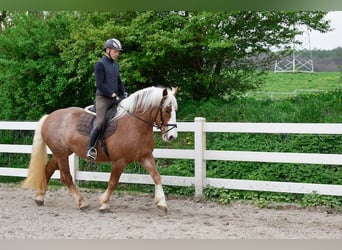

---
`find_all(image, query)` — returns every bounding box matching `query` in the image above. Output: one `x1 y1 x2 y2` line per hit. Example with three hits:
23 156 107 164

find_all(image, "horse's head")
114 86 178 142
157 87 178 142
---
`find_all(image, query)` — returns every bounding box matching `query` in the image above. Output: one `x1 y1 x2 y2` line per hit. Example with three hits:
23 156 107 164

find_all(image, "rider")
86 38 128 160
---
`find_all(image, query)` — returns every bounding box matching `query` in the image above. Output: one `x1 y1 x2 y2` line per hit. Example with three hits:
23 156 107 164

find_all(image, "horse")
22 86 178 213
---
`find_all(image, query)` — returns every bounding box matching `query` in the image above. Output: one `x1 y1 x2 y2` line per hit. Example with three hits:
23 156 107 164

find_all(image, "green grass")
247 72 342 100
177 89 342 123
261 72 342 92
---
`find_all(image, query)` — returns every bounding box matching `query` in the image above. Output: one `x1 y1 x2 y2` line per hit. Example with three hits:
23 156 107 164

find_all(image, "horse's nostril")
168 135 174 141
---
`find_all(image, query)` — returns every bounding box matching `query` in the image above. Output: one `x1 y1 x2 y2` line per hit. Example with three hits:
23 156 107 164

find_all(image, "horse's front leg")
99 161 125 212
140 155 167 213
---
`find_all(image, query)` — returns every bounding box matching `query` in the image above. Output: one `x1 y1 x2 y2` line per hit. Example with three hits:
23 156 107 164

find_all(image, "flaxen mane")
114 86 178 121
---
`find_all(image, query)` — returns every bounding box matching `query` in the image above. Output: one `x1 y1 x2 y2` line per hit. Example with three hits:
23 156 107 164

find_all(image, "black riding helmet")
103 38 123 51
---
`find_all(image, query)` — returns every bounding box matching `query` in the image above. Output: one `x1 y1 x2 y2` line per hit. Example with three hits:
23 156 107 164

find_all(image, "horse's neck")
131 107 159 126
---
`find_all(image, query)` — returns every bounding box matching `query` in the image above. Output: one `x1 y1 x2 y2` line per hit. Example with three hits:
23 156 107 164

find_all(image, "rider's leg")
86 96 112 160
86 127 101 160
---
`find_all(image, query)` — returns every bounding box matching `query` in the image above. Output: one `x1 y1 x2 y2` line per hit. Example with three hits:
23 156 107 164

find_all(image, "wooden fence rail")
1 119 342 197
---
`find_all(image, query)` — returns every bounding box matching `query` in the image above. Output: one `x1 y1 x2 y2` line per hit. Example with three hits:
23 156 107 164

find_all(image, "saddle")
77 104 118 156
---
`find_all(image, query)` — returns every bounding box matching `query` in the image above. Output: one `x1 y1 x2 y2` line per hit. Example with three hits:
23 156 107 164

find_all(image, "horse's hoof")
79 203 89 211
99 208 112 213
157 204 168 213
157 205 168 213
155 199 167 213
99 203 111 213
35 199 44 206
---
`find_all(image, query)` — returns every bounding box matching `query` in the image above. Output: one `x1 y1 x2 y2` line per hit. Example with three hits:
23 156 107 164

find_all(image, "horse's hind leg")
34 156 58 206
57 157 88 210
99 161 125 212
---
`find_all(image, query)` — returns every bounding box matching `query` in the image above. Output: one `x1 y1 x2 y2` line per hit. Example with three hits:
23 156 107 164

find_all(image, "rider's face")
108 48 119 60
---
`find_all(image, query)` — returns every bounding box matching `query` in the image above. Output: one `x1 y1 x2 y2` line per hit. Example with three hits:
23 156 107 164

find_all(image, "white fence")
1 118 342 197
246 89 326 100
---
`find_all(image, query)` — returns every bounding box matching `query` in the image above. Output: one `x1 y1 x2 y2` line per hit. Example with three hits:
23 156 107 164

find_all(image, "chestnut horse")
22 86 178 212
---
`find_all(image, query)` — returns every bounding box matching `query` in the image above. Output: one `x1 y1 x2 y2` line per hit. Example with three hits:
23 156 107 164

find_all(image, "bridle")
155 98 178 134
118 98 177 134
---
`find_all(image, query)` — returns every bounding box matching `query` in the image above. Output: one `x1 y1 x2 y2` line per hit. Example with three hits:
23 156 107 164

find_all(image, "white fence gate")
1 118 342 197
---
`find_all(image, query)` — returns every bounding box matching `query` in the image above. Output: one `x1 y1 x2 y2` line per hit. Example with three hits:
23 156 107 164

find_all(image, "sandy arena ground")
1 183 342 239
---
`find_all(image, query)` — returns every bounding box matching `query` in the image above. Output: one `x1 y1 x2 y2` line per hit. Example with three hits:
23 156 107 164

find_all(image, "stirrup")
86 147 97 160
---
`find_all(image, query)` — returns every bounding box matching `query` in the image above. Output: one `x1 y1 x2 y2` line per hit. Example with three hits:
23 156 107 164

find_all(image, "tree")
118 11 330 100
56 11 331 101
0 11 331 120
0 12 74 119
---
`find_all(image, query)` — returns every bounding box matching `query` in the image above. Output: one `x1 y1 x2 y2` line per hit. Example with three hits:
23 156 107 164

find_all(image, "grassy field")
247 72 342 100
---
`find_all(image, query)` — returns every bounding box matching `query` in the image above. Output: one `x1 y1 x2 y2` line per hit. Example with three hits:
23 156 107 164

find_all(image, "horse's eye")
165 105 172 114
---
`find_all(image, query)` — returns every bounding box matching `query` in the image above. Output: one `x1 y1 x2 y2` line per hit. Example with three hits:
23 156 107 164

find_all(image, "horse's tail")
21 114 49 192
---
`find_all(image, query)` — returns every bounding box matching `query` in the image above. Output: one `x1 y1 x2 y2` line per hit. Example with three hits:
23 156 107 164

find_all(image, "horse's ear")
172 86 178 96
162 88 168 97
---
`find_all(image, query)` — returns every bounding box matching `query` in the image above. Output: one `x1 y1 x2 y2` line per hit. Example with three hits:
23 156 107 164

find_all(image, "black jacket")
94 56 127 98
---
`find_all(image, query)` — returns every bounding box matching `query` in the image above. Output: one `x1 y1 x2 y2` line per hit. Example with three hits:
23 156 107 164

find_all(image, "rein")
118 98 177 134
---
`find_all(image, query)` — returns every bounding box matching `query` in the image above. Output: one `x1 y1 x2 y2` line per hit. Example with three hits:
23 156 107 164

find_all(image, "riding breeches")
95 96 113 129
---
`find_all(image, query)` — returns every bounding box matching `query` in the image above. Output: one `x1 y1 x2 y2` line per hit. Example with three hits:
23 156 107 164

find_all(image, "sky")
307 11 342 50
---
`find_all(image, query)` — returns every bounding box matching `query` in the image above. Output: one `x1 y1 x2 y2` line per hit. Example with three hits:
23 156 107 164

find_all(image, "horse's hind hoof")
99 203 112 213
99 202 111 212
79 204 90 211
35 199 44 206
99 208 112 213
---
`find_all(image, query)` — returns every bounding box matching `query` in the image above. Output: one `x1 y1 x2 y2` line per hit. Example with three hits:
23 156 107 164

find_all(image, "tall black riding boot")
86 127 100 160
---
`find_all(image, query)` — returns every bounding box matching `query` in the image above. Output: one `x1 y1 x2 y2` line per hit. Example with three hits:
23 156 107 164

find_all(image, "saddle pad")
76 112 118 138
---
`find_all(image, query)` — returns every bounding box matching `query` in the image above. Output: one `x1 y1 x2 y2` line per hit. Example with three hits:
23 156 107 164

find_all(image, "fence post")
68 153 79 185
194 117 206 197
